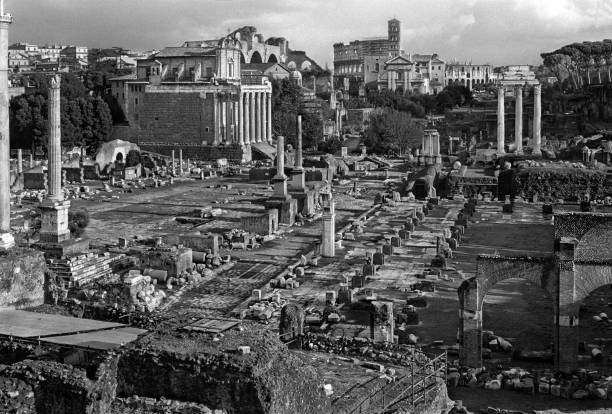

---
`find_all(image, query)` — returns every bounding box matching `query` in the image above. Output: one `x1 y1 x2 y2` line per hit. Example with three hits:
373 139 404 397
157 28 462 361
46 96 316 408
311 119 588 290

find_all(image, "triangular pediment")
385 55 412 65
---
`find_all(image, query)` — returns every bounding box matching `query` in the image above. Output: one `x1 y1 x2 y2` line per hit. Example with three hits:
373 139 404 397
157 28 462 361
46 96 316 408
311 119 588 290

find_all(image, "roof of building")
152 46 216 58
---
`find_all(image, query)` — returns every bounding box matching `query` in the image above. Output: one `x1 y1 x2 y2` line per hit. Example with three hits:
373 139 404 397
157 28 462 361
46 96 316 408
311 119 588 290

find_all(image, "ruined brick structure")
458 212 612 372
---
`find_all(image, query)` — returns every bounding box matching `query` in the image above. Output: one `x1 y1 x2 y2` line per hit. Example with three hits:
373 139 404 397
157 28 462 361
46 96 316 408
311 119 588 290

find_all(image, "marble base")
39 199 71 243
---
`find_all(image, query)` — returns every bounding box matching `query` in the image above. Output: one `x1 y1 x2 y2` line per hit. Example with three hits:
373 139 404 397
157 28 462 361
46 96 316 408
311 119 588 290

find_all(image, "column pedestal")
39 199 71 243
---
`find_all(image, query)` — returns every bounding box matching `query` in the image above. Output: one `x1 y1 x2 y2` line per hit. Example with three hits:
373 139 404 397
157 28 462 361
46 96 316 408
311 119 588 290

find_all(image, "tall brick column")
39 74 70 244
532 84 542 156
47 75 62 201
0 7 12 248
514 85 523 154
266 92 272 143
496 85 505 154
249 92 256 144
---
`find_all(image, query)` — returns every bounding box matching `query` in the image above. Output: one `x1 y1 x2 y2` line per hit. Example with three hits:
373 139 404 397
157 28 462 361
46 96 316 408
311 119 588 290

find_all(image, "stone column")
514 85 523 154
171 150 175 175
387 71 392 90
233 97 239 145
255 92 262 143
244 92 250 144
249 92 256 144
238 92 244 146
47 75 62 201
496 85 505 154
273 135 288 198
321 199 335 258
17 148 22 174
39 74 70 245
221 99 227 144
296 115 303 169
533 84 542 156
178 149 183 175
29 153 33 168
266 92 272 143
403 70 408 94
213 93 219 145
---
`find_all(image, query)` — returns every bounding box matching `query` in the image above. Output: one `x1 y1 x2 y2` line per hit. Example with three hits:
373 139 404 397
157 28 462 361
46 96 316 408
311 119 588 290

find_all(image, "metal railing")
346 351 447 414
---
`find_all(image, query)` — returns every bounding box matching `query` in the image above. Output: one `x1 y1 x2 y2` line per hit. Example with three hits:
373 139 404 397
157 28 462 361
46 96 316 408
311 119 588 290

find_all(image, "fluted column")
213 93 219 145
496 85 505 154
48 75 63 201
244 92 250 145
533 84 542 156
238 92 244 145
256 92 263 143
233 96 239 145
221 100 227 144
514 85 523 154
249 92 256 143
266 92 272 143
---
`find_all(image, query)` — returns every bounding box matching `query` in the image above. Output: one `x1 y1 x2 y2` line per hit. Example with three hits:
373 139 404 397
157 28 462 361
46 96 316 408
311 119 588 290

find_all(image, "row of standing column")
496 84 541 155
213 91 272 146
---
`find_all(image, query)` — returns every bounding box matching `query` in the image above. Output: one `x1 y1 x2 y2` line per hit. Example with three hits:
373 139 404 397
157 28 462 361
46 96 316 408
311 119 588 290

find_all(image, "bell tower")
388 19 401 56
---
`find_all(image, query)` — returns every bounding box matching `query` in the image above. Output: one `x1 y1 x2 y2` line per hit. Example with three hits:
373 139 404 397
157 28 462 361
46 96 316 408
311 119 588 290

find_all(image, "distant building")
445 62 493 90
333 19 402 95
8 50 31 72
109 34 273 156
39 44 64 62
377 53 445 95
241 62 291 82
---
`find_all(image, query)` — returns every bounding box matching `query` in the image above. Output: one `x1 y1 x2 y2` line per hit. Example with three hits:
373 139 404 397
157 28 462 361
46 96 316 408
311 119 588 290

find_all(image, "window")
206 67 213 77
154 116 159 121
135 98 138 105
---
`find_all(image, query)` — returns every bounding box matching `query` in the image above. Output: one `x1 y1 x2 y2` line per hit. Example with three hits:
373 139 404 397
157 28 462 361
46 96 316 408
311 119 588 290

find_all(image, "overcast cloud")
7 0 612 67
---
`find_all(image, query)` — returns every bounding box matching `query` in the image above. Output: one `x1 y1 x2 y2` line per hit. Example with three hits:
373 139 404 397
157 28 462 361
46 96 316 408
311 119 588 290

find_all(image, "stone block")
351 275 366 288
382 244 394 256
390 236 401 247
337 287 353 304
252 289 262 302
372 252 385 266
0 248 45 309
362 264 376 277
398 230 410 240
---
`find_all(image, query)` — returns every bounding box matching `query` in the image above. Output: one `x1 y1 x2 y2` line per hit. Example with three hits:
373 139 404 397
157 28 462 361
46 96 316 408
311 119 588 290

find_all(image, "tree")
364 108 422 155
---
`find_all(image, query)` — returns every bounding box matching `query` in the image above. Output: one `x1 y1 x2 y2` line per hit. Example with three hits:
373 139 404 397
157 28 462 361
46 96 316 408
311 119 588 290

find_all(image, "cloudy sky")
7 0 612 67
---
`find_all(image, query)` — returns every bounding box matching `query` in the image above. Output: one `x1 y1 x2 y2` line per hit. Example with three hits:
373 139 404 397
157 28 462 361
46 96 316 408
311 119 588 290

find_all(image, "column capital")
48 74 61 89
497 84 505 94
534 83 542 94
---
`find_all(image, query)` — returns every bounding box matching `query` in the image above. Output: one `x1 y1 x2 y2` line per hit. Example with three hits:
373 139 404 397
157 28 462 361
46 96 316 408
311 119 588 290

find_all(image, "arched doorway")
115 152 124 163
250 51 263 63
482 278 553 362
267 54 278 63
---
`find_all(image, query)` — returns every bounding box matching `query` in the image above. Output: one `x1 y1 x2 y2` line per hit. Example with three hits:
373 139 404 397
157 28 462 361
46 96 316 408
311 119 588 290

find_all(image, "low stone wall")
0 248 46 310
139 144 251 163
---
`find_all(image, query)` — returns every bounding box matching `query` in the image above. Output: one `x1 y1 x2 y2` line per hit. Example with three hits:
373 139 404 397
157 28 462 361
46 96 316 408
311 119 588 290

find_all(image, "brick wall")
138 92 211 145
139 144 250 163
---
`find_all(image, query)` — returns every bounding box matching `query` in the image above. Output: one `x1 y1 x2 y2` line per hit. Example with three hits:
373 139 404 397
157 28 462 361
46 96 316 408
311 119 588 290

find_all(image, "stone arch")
250 51 263 64
458 256 556 367
287 61 296 69
240 53 246 64
574 221 612 263
267 53 278 63
115 152 124 163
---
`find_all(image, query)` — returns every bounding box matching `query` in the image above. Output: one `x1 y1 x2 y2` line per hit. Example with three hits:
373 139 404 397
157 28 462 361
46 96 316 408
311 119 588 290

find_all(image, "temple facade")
110 35 272 150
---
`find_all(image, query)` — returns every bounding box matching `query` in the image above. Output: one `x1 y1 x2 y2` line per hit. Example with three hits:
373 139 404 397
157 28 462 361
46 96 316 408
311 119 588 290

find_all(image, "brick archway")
458 256 556 367
459 213 612 371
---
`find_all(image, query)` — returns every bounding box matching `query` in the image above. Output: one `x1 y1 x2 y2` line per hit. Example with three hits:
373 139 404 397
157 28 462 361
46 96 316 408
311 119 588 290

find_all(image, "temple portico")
495 67 541 156
418 129 441 165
